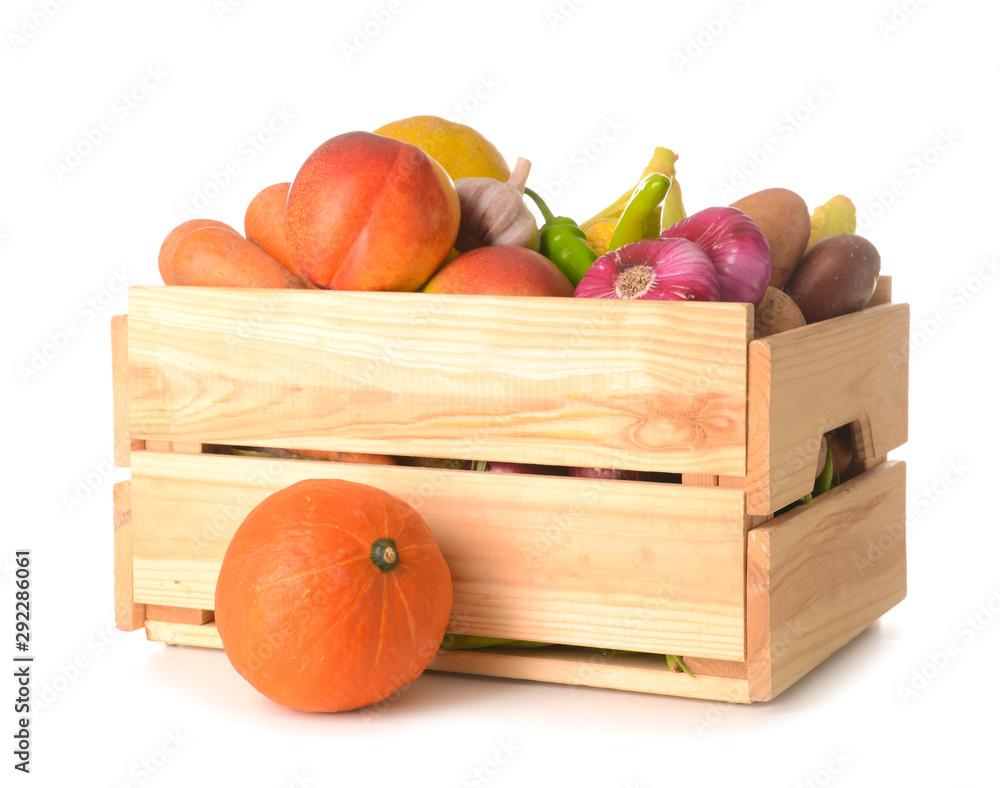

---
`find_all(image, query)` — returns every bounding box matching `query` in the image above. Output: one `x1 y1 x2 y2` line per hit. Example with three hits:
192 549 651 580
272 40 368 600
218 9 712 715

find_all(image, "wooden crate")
111 278 908 703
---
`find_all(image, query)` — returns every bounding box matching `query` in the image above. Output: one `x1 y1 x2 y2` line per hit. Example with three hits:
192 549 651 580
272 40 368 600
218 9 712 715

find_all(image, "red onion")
573 237 720 301
660 206 771 305
487 461 566 475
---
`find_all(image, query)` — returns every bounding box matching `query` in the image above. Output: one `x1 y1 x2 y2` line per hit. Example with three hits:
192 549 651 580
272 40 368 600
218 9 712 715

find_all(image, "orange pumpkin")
214 478 453 712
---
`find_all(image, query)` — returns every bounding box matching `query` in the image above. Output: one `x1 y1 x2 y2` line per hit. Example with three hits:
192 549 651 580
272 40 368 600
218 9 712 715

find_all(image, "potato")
753 286 807 338
730 188 811 289
825 428 854 480
785 234 881 323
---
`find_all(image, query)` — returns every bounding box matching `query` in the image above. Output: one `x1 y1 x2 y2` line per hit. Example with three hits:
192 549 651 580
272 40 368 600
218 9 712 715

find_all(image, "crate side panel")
746 461 907 701
113 481 145 631
747 302 909 514
131 451 747 660
127 287 750 475
112 315 141 467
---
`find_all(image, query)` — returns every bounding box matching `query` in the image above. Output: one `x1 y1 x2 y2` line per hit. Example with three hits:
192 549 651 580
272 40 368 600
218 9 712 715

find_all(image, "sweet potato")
157 218 236 284
170 226 305 288
244 182 315 286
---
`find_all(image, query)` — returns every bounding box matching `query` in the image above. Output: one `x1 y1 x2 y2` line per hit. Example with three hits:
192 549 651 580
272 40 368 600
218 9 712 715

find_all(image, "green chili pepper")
776 444 836 515
666 654 695 677
812 445 835 497
524 187 598 286
607 173 671 252
440 633 549 650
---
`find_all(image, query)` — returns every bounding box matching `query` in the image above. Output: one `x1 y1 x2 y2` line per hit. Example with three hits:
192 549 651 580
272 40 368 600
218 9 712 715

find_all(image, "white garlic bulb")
454 157 540 252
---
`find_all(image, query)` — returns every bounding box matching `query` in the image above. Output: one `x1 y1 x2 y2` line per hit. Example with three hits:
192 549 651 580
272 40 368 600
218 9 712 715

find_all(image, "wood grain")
140 620 752 703
130 450 748 660
430 646 751 703
126 287 752 476
144 605 214 625
746 461 907 701
113 481 144 631
111 315 142 467
145 620 223 649
746 302 909 514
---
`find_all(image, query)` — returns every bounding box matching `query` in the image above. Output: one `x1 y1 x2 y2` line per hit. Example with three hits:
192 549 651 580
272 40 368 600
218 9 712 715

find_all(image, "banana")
805 194 856 254
580 147 685 257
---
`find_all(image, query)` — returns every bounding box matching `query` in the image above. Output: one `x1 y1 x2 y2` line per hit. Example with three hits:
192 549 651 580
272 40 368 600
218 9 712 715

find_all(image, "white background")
4 0 999 785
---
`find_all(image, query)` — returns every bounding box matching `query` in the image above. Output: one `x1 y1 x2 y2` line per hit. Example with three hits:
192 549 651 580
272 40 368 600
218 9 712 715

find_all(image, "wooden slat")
144 441 202 454
130 450 748 660
681 473 719 486
146 620 223 649
141 621 751 703
113 481 144 631
111 315 142 467
680 656 748 681
746 461 906 701
126 287 752 476
430 647 750 703
746 302 909 514
145 605 214 625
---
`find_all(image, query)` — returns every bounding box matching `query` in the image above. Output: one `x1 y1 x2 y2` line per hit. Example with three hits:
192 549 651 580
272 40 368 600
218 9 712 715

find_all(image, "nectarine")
285 131 460 291
422 245 574 297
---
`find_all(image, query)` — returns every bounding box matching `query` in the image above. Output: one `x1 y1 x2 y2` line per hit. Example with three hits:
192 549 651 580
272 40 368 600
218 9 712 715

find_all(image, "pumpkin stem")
370 538 400 573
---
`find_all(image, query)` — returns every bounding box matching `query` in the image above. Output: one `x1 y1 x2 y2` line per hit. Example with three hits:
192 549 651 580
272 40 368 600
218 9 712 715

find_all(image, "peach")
285 131 460 291
422 246 574 297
